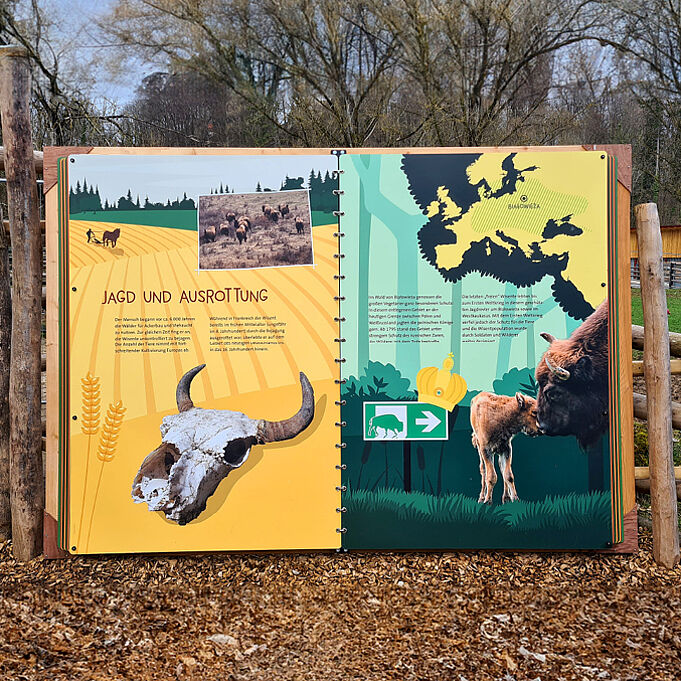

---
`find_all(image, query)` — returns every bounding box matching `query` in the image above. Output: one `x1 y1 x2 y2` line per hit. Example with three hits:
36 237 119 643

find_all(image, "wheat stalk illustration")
80 373 101 435
76 373 101 548
84 400 126 552
97 401 126 462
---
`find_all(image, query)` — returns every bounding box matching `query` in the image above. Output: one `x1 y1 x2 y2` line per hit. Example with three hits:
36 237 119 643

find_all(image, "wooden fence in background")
0 46 678 565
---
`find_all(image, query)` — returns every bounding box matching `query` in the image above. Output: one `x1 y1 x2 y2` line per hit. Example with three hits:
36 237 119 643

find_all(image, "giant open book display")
43 146 635 556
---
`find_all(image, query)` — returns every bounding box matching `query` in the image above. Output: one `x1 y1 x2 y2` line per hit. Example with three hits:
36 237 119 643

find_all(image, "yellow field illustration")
67 220 341 553
69 221 197 267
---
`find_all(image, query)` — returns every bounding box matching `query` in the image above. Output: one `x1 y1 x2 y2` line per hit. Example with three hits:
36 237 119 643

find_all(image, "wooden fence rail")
631 258 681 289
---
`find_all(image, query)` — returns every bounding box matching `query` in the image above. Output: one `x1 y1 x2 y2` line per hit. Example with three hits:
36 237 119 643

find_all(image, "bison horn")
176 364 206 412
540 332 556 343
259 372 315 443
544 355 570 381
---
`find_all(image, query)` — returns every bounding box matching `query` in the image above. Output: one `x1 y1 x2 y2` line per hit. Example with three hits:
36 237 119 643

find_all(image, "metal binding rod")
332 210 345 216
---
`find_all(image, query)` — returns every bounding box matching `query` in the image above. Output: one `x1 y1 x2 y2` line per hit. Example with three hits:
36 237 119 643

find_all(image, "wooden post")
0 204 11 539
0 46 43 560
634 202 681 568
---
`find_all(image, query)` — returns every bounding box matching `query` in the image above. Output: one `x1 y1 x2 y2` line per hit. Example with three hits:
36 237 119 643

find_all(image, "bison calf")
470 392 541 504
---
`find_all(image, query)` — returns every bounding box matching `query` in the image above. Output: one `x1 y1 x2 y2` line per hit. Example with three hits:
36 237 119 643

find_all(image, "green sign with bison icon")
363 402 448 441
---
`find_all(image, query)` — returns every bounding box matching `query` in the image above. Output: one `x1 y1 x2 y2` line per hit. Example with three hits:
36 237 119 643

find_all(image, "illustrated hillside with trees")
68 170 337 228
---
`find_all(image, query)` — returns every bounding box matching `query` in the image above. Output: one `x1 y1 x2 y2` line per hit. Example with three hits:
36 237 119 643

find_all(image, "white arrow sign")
415 410 442 433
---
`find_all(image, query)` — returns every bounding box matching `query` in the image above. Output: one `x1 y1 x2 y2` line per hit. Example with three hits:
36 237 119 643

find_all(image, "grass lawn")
631 287 681 333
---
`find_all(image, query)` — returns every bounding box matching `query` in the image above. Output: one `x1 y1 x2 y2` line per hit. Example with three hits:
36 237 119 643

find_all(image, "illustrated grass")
344 487 612 550
70 209 198 230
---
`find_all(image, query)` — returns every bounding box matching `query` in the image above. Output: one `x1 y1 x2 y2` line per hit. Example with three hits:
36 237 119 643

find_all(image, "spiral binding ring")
332 168 345 177
335 161 347 540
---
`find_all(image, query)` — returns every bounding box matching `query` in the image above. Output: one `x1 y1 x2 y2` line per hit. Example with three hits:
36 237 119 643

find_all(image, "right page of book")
339 150 623 550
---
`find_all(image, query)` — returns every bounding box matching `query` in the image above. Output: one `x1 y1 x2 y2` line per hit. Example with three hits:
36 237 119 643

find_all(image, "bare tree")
0 0 117 146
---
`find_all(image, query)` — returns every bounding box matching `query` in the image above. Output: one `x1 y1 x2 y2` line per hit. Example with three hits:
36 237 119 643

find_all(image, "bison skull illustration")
132 364 314 525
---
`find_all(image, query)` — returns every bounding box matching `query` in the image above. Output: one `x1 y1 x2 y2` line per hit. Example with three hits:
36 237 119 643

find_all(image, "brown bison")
279 203 290 218
294 216 304 234
235 217 250 244
268 210 280 223
470 392 541 504
262 205 272 218
535 300 608 448
201 226 216 243
102 227 121 248
225 211 236 224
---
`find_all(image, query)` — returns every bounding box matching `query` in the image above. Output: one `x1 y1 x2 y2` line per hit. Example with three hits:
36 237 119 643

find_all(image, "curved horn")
176 364 206 412
544 355 570 381
259 372 315 443
540 332 556 344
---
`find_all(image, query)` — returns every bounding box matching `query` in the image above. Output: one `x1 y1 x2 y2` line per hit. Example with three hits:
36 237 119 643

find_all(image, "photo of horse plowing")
198 189 314 270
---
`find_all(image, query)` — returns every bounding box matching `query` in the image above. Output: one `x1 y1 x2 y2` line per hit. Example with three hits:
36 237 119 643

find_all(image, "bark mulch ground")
0 533 679 681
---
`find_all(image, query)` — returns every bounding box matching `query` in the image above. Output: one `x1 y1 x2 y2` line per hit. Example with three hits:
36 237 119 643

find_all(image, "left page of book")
58 153 341 553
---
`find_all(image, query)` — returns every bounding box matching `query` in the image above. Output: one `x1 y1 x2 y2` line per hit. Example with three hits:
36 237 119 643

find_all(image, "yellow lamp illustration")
416 353 467 411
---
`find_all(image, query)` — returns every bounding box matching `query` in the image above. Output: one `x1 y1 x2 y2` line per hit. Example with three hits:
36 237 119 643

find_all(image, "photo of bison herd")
198 189 314 270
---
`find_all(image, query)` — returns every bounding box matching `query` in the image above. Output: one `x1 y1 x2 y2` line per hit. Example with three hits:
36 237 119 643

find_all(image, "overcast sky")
51 0 146 106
